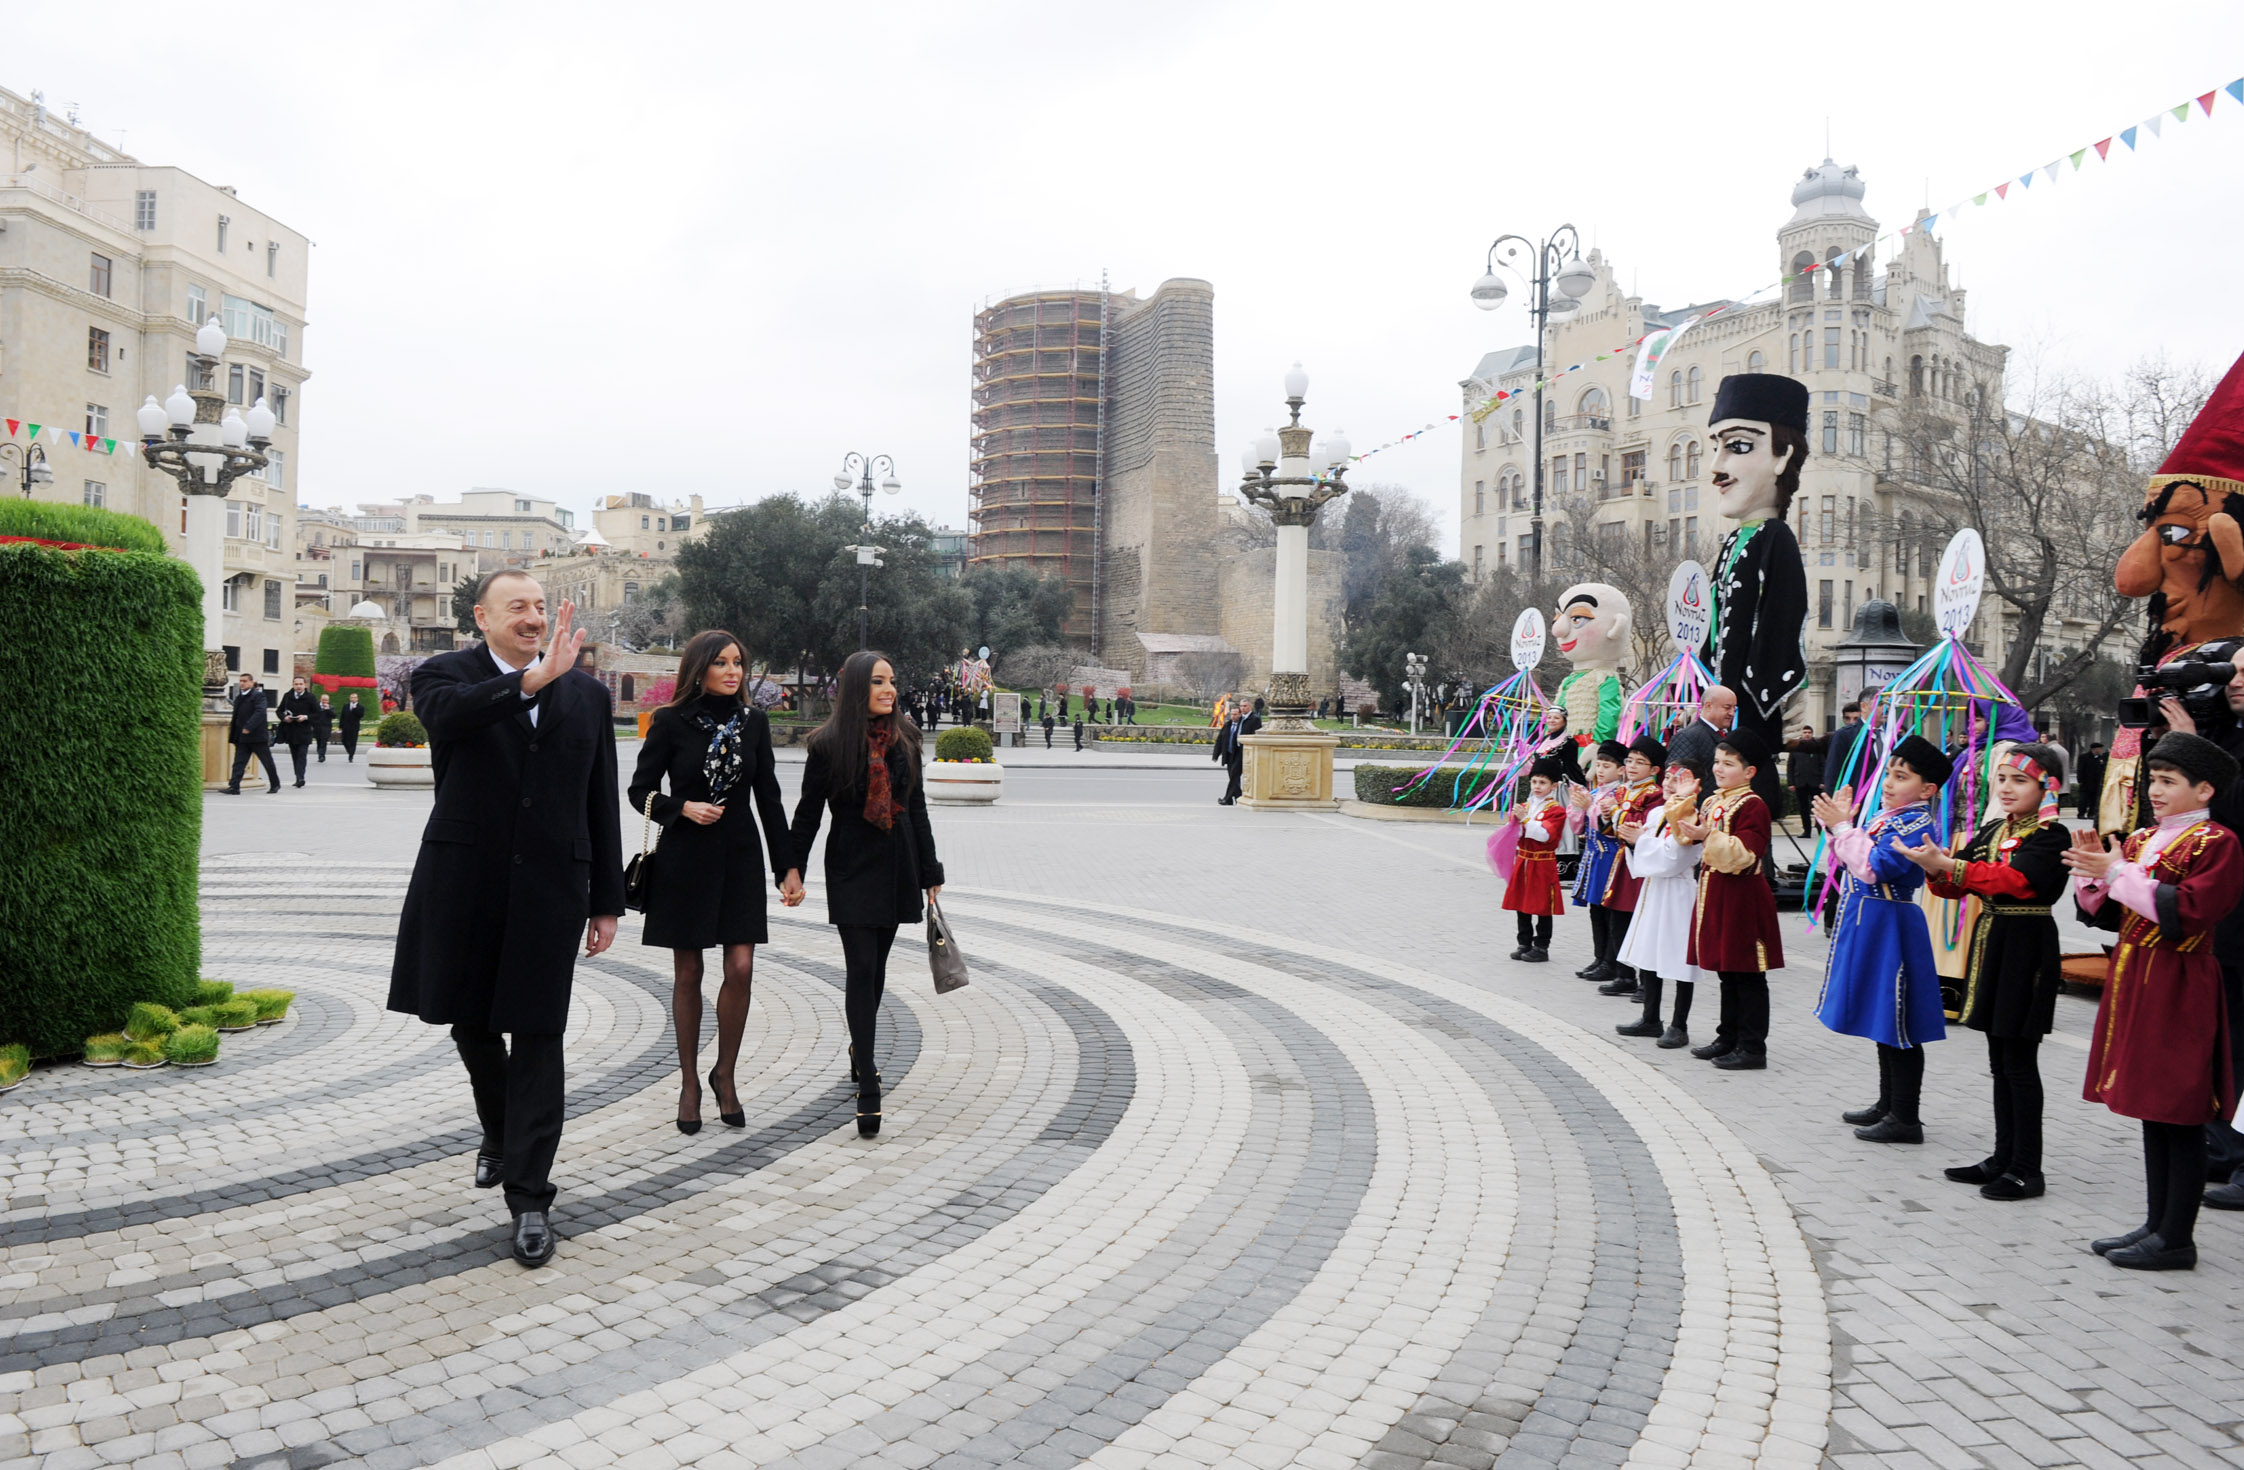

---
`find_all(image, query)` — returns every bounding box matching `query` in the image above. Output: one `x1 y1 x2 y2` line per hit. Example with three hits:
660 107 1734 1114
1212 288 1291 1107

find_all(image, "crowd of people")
1494 679 2244 1274
222 671 368 792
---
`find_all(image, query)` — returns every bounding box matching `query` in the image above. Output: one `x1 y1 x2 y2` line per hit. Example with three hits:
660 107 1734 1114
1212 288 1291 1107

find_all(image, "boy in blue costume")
1811 734 1954 1144
1569 740 1632 984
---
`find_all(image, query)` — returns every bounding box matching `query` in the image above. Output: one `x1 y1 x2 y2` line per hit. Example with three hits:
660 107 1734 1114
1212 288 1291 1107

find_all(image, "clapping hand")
1898 837 1952 873
1616 818 1643 843
521 599 585 697
1568 784 1593 811
2062 826 2117 881
1671 814 1709 844
1810 792 1855 831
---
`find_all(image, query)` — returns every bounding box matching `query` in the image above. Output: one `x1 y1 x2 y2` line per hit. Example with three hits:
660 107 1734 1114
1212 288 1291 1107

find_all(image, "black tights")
839 925 899 1078
1983 1032 2045 1178
1716 972 1770 1054
2141 1120 2208 1249
1667 977 1694 1027
1872 1043 1927 1126
1588 905 1634 974
1515 912 1552 949
673 945 756 1115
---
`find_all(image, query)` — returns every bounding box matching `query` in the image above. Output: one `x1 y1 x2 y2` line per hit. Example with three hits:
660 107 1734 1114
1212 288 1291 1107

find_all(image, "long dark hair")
808 649 922 795
666 629 746 711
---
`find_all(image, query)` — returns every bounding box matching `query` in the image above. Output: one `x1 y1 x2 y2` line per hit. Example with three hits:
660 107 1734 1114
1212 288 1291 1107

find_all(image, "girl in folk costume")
1596 736 1667 1000
1504 755 1571 962
1678 729 1784 1070
1568 740 1632 984
2065 732 2244 1271
1810 735 1953 1146
1893 743 2071 1201
1616 750 1706 1048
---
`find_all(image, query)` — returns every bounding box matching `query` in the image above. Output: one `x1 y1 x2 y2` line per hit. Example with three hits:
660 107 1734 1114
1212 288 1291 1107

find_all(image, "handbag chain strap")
639 790 662 860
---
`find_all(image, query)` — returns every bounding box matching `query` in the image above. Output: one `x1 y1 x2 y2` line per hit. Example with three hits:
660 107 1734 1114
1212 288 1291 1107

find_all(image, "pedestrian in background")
2077 742 2108 819
277 674 319 788
1785 722 1825 837
1041 709 1055 748
225 673 281 795
313 694 335 763
1072 710 1085 751
788 650 945 1140
339 692 366 762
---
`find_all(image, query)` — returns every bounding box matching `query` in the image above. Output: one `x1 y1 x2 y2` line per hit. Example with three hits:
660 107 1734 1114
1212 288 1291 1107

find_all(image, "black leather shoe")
1690 1039 1734 1060
1522 947 1550 963
474 1153 504 1189
1656 1024 1690 1049
1579 962 1615 984
1574 960 1602 978
857 1072 882 1138
512 1211 555 1268
2203 1181 2244 1211
1615 1015 1662 1037
1597 975 1640 996
2089 1225 2154 1256
1854 1115 1924 1144
710 1065 745 1128
2107 1234 2196 1271
224 786 241 795
1944 1160 2002 1185
1980 1172 2044 1201
1508 946 1532 961
1841 1104 1888 1127
1712 1050 1767 1070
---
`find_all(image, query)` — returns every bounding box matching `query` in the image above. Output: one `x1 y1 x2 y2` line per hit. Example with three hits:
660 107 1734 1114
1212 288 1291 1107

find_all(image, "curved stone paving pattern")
0 858 1828 1470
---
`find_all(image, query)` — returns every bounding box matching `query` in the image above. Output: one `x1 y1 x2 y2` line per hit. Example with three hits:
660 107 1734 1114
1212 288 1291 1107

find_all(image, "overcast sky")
22 1 2244 552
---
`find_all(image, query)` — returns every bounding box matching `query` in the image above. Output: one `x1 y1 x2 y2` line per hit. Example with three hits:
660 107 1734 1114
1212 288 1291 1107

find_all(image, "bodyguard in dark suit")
1211 699 1264 805
276 676 319 787
387 572 625 1268
339 693 366 762
225 673 281 794
312 695 335 762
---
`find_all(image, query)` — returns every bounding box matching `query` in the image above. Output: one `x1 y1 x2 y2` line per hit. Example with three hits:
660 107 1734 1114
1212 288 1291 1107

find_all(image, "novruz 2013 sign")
1934 528 1986 639
1511 608 1546 672
1665 560 1711 656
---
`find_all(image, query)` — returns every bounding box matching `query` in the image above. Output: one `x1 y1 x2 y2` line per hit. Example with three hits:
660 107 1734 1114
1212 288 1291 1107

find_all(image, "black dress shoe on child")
1615 1015 1662 1038
1656 1024 1690 1049
1980 1172 2044 1201
1597 974 1640 996
1841 1104 1888 1127
2089 1225 2154 1256
1853 1115 1924 1144
2203 1181 2244 1211
1712 1050 1767 1070
512 1210 555 1268
1574 960 1603 979
1522 947 1550 963
1579 961 1615 984
2107 1234 2196 1271
474 1153 504 1189
1509 946 1532 961
1689 1039 1734 1060
1944 1160 2000 1185
857 1072 882 1138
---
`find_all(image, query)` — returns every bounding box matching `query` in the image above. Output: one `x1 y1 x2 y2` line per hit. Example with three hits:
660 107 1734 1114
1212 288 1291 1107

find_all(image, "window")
229 363 245 405
1686 440 1702 479
1543 399 1556 432
1822 410 1839 455
1668 443 1683 480
264 579 282 620
266 506 283 549
1818 579 1834 628
245 504 263 544
1790 251 1816 303
226 501 243 540
83 480 105 507
265 448 285 490
1686 366 1703 404
501 531 513 550
221 579 238 612
1668 370 1683 409
1518 535 1532 566
1896 514 1912 573
1819 496 1835 544
1473 546 1484 579
1668 517 1680 549
1684 516 1698 556
85 403 108 438
1574 452 1586 487
1579 387 1608 422
1788 334 1799 375
1512 409 1524 439
218 215 230 252
1626 391 1640 419
1824 328 1840 370
1910 355 1924 396
351 558 362 580
89 253 113 297
248 367 265 406
262 647 279 675
88 327 111 372
641 515 650 530
1474 481 1485 516
188 284 207 324
273 387 288 424
1552 456 1568 494
1826 248 1846 300
482 531 495 548
1622 450 1646 486
624 581 641 603
135 191 157 230
1847 413 1865 458
514 499 531 514
1748 350 1766 373
266 242 278 278
1474 421 1485 450
221 295 287 356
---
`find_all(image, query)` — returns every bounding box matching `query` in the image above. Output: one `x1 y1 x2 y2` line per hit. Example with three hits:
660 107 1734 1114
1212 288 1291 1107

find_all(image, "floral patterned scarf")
691 702 746 804
864 724 906 831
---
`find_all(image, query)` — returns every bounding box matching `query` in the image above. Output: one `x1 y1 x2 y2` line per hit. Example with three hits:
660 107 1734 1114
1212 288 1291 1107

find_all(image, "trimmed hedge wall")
316 624 377 678
0 499 168 554
0 522 204 1057
1353 763 1511 810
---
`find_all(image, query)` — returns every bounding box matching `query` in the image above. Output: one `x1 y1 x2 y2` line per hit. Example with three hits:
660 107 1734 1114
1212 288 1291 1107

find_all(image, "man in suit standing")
225 672 281 794
276 675 319 788
388 571 625 1268
1664 686 1734 775
1212 697 1265 805
312 694 335 763
339 693 366 761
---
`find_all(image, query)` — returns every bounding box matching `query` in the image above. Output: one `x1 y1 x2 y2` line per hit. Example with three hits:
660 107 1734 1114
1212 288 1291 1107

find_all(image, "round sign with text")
1511 608 1546 672
1933 528 1985 639
1666 560 1711 655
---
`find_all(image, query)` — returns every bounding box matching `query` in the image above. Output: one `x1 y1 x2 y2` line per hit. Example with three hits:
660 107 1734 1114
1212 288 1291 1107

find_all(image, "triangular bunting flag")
2094 137 2113 160
1922 213 1939 232
103 438 117 454
26 423 41 440
2069 148 2087 170
2018 173 2034 189
2228 79 2243 106
1995 182 2010 199
2144 113 2163 138
2121 126 2139 150
66 431 81 447
1972 191 1988 205
2199 90 2218 115
2172 102 2189 122
2042 161 2060 183
3 420 16 437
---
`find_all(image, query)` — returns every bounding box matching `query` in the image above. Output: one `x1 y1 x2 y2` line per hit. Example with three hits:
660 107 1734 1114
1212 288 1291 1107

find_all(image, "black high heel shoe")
709 1065 746 1128
676 1075 701 1136
858 1071 882 1138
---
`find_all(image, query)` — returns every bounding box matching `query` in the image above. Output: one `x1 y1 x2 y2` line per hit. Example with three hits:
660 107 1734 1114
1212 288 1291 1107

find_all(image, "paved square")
3 750 2239 1470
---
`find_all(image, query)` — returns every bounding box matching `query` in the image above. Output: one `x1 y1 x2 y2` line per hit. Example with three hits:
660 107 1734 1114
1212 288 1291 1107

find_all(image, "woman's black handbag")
624 791 661 912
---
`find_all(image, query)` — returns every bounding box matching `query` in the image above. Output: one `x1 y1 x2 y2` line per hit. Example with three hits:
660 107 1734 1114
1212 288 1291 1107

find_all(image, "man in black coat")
276 675 319 787
2075 741 2108 820
225 673 281 794
1663 685 1734 775
338 693 366 761
1784 722 1824 837
312 695 335 762
1211 698 1264 805
388 573 625 1268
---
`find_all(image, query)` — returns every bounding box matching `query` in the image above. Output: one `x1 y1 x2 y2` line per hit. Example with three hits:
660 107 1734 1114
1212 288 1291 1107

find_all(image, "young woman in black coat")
629 631 803 1134
789 649 944 1138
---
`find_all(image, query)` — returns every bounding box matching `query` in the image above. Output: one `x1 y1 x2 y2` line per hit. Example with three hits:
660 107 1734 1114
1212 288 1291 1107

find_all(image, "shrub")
83 1033 128 1065
639 677 676 708
189 978 235 1006
120 1039 167 1068
0 535 203 1057
125 1002 180 1041
376 711 427 747
935 726 994 763
239 988 294 1023
0 499 168 554
0 1042 27 1088
179 1005 221 1028
315 624 377 679
210 999 260 1030
1352 763 1505 811
163 1024 220 1065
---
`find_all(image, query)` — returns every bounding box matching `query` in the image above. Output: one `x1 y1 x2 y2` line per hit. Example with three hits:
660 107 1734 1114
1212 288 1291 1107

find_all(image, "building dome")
347 600 384 619
1785 158 1871 228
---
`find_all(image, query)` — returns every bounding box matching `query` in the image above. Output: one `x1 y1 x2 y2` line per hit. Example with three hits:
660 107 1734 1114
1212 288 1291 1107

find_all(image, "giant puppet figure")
1701 373 1811 814
2101 351 2244 835
1552 582 1632 747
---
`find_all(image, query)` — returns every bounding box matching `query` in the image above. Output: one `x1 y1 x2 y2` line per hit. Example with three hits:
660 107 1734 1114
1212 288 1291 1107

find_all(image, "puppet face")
1624 752 1657 783
1709 419 1790 521
2144 763 2216 819
2115 479 2244 650
1992 765 2043 815
1880 757 1938 811
1552 583 1631 669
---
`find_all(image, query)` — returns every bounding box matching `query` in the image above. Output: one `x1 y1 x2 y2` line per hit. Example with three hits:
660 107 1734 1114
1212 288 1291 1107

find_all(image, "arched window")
1579 387 1608 422
1474 421 1485 450
1544 398 1556 432
1910 355 1924 396
1826 246 1846 300
1668 370 1683 409
1854 254 1872 300
1748 350 1767 373
620 674 636 702
1895 512 1912 574
1788 334 1799 374
1687 366 1703 403
1512 409 1524 440
1668 443 1684 480
1790 250 1816 303
1884 356 1893 386
1686 440 1702 479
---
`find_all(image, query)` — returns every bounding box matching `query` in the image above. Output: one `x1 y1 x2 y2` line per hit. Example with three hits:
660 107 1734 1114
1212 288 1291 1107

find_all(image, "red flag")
2199 90 2218 115
3 420 14 436
2094 137 2113 160
1994 182 2010 200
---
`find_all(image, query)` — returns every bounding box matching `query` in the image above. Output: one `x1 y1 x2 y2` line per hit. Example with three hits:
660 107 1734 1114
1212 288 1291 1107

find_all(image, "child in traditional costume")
1811 735 1953 1144
1504 755 1569 962
1616 750 1705 1047
1679 729 1783 1069
1569 740 1631 985
2066 731 2244 1271
1895 742 2070 1200
1597 736 1667 999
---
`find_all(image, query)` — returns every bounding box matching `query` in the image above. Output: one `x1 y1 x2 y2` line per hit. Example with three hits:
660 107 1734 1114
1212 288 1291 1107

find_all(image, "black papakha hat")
1717 727 1772 771
2148 731 2241 795
1891 733 1955 787
1530 753 1570 781
1629 735 1667 766
1596 739 1630 766
1709 373 1810 435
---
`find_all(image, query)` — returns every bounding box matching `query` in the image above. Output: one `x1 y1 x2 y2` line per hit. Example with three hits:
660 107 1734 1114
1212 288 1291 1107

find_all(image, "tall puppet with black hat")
1702 374 1812 816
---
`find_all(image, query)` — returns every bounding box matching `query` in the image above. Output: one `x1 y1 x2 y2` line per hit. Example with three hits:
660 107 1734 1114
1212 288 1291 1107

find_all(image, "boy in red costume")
1504 754 1570 963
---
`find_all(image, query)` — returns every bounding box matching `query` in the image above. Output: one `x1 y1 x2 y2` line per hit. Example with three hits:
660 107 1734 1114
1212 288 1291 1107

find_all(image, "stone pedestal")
201 712 232 789
1239 729 1339 811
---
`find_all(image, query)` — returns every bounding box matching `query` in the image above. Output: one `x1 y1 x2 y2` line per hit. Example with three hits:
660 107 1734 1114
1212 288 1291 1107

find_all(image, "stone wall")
1217 544 1345 698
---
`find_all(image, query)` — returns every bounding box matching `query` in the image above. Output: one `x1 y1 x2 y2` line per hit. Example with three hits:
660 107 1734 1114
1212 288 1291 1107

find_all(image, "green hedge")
0 499 168 554
0 538 204 1057
1353 763 1509 810
935 726 994 762
316 624 376 679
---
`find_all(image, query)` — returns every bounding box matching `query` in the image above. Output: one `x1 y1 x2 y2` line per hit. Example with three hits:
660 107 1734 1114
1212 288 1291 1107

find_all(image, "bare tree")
1175 649 1245 705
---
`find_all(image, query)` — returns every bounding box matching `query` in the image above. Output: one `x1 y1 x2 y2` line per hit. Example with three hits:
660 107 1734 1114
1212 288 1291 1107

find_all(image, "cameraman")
2158 647 2244 1210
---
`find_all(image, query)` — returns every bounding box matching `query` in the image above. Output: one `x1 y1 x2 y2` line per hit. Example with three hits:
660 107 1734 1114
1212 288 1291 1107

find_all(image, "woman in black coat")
789 649 943 1139
629 631 802 1134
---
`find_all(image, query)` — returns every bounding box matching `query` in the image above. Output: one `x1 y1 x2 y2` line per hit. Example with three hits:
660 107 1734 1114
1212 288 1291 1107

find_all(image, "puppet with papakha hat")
1552 582 1632 747
2100 350 2244 837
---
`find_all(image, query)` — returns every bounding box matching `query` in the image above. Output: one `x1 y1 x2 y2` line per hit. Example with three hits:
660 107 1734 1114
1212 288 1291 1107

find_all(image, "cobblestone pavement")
2 760 2239 1470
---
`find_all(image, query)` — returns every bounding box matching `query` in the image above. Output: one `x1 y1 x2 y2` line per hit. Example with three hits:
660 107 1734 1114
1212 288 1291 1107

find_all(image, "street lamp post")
138 316 273 693
833 452 901 651
0 439 53 497
1471 227 1596 582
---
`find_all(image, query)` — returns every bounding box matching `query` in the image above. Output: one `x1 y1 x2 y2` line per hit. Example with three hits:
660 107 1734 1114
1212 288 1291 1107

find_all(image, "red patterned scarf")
864 724 906 831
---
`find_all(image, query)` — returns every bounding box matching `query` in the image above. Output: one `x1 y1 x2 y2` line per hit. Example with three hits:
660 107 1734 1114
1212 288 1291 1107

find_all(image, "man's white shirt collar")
488 645 539 726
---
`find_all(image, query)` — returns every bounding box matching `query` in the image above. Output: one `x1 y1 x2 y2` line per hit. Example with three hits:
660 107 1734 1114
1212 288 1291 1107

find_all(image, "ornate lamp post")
833 452 901 651
137 316 272 694
1 439 53 497
1233 363 1351 808
1471 227 1596 580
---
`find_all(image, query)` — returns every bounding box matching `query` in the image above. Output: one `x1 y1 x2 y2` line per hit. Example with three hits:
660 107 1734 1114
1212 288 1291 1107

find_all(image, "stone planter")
925 761 1002 805
367 745 435 789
